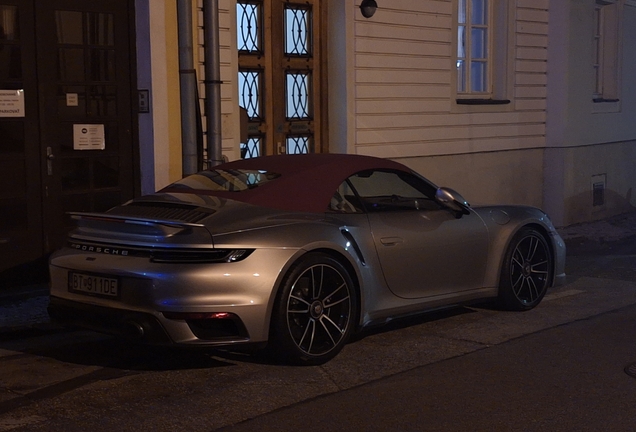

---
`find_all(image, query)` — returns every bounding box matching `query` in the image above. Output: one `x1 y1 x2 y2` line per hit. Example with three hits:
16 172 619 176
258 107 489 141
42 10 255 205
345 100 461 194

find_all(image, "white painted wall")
327 0 356 154
196 0 238 162
322 1 550 208
148 0 174 191
139 0 635 225
545 0 636 225
349 0 549 160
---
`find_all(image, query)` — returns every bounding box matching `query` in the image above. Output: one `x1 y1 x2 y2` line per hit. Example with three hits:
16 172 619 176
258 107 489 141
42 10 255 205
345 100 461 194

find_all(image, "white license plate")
68 272 119 298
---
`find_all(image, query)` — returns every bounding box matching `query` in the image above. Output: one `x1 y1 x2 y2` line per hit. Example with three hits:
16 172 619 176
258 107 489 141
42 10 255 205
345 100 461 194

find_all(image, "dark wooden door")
0 1 43 270
237 0 325 158
0 0 136 272
35 0 136 251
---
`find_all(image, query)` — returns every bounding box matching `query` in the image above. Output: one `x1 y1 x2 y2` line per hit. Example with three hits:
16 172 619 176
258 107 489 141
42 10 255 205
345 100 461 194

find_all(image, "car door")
348 169 489 300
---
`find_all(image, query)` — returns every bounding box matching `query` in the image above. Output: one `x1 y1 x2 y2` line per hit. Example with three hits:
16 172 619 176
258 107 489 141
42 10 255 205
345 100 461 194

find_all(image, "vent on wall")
591 174 606 207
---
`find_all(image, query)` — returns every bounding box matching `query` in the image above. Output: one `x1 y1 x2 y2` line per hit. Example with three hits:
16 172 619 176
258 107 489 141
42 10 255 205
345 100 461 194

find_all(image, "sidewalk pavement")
1 210 635 333
558 210 636 241
558 210 636 255
0 287 51 334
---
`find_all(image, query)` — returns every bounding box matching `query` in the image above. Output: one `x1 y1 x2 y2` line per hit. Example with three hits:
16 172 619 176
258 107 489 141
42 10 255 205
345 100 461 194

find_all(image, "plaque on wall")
73 124 106 150
0 89 25 117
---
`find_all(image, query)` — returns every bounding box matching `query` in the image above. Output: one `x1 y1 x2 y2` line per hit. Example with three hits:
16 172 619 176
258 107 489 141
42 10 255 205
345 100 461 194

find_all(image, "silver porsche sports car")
49 154 566 365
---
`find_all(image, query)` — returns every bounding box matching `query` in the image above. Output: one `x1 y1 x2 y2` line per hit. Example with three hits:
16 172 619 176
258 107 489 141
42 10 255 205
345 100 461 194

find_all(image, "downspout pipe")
203 0 223 167
177 0 198 175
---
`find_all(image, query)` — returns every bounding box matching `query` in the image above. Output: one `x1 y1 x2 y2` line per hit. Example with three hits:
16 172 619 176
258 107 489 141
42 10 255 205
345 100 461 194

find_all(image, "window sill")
456 98 511 105
591 98 620 114
593 98 619 103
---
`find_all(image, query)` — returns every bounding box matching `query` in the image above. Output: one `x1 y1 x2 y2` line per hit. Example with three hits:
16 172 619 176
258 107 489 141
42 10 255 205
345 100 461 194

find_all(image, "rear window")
167 169 280 192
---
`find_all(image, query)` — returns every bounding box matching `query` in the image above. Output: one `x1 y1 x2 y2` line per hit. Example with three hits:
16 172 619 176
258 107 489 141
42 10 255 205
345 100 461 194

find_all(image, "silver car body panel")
368 209 489 299
49 157 567 349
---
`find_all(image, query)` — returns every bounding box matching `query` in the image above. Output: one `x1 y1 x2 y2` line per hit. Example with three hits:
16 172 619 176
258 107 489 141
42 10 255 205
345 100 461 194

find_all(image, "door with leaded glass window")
0 0 42 270
36 0 136 251
0 0 136 272
237 0 325 158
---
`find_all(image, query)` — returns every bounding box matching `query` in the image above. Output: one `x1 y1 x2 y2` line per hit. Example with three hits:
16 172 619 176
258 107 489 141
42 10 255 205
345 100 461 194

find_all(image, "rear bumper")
48 296 260 348
48 296 173 344
48 247 297 345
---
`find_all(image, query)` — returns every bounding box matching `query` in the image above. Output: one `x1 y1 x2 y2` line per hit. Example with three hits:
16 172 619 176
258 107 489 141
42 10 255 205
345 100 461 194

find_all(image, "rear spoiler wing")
68 212 205 228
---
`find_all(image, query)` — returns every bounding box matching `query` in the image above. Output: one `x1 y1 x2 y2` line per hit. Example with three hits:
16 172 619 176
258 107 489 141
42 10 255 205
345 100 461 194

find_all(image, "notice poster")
73 124 106 150
0 89 25 117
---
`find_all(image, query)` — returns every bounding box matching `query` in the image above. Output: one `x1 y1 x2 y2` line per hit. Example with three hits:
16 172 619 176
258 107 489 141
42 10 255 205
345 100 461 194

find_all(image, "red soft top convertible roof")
161 153 411 213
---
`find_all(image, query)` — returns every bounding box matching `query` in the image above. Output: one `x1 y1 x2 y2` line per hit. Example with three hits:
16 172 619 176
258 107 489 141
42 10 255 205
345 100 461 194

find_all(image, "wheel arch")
264 246 363 340
265 247 362 364
309 247 363 328
495 223 556 290
512 223 556 283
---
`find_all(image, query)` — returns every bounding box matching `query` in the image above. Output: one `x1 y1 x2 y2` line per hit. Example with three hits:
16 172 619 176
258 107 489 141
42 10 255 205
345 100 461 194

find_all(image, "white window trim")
456 0 493 97
592 0 622 111
452 0 515 112
593 4 604 99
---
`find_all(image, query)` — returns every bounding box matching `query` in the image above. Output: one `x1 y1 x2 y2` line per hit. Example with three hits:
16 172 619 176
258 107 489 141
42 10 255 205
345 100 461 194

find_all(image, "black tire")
269 253 357 365
498 227 553 311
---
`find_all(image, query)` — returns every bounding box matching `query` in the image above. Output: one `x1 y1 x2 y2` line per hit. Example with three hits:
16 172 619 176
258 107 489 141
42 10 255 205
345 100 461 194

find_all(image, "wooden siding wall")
196 0 239 162
353 0 549 159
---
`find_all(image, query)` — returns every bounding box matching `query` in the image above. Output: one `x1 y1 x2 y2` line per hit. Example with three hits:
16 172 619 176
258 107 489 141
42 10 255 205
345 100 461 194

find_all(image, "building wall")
326 0 549 207
195 0 240 163
191 0 550 169
564 141 636 223
168 0 550 206
136 0 237 195
350 0 548 158
139 0 635 227
136 0 182 193
398 149 545 208
545 0 636 226
150 0 182 190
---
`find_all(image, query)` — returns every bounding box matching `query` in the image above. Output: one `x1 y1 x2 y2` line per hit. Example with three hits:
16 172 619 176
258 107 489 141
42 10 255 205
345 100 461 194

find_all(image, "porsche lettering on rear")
69 243 130 256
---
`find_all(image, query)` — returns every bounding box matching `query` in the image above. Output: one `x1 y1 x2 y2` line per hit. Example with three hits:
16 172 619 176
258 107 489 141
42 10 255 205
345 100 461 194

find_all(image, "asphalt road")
0 230 635 431
220 303 636 432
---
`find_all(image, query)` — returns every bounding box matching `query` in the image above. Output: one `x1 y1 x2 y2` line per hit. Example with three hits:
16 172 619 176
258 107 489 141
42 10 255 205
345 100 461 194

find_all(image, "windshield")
167 169 280 192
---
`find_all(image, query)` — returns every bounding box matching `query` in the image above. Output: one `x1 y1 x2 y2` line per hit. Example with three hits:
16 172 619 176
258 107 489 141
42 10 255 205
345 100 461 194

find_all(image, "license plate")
68 272 119 298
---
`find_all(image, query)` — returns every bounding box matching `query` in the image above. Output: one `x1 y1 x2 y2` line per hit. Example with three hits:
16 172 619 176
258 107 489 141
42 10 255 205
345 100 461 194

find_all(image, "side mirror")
435 187 471 217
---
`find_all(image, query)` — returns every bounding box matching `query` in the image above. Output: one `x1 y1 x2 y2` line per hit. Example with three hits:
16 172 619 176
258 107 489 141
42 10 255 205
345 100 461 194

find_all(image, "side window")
457 0 491 95
329 181 363 213
593 0 621 103
346 170 440 212
455 0 513 105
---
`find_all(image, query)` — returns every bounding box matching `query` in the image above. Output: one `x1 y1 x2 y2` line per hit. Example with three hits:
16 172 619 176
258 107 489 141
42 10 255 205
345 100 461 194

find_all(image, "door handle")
380 237 403 246
46 147 54 175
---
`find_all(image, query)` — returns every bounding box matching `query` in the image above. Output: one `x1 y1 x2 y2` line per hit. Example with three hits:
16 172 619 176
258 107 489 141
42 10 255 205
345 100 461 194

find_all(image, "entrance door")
237 0 326 158
0 1 42 270
36 0 136 251
0 0 137 272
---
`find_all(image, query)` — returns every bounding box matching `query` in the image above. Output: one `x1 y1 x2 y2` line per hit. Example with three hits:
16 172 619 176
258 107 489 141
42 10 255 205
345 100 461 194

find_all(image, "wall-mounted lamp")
360 0 378 18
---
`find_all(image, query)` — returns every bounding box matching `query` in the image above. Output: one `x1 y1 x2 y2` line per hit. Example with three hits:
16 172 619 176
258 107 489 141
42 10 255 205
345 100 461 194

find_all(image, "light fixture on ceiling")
360 0 378 18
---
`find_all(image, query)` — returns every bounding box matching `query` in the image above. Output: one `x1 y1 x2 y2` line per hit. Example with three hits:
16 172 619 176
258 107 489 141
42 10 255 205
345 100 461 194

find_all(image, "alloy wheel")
286 263 352 357
509 233 550 305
